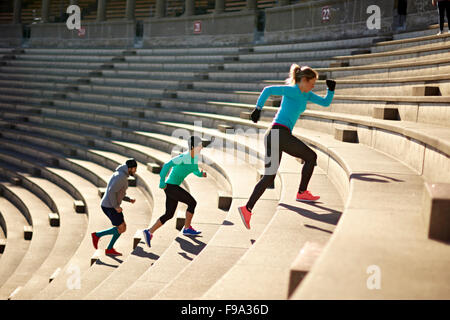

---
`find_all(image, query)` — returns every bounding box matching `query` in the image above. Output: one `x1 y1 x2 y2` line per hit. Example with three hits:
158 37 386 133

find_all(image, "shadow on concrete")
95 257 122 268
222 220 234 226
178 252 193 261
175 235 206 261
278 203 342 225
132 245 160 260
304 224 333 234
350 173 405 183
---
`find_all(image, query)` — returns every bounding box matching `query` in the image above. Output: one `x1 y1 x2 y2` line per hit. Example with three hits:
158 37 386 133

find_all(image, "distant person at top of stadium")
238 64 336 230
433 0 450 35
397 0 408 31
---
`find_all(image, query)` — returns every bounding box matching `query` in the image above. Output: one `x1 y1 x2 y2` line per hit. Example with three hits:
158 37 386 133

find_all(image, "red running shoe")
296 190 320 202
105 248 122 256
238 206 252 230
91 232 100 250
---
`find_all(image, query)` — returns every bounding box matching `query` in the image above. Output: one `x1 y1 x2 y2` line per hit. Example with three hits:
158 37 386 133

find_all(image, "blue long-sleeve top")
256 85 334 132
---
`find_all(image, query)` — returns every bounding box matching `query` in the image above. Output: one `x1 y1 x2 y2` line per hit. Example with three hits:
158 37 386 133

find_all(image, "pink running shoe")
296 191 320 202
91 232 100 250
238 206 252 229
105 248 122 256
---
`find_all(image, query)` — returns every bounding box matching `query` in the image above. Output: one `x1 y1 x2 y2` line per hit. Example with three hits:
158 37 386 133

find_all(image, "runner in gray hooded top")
101 163 133 209
92 159 137 256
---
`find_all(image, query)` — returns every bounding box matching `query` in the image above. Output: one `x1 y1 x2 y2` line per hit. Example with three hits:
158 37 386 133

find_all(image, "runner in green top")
159 151 204 189
142 136 210 247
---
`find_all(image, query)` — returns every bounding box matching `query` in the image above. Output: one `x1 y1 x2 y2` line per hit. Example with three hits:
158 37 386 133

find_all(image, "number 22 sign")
322 6 330 22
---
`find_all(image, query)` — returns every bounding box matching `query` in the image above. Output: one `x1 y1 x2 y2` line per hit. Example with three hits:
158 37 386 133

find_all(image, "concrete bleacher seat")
0 178 59 300
0 161 87 299
0 190 30 288
0 144 119 299
119 143 280 300
0 110 217 299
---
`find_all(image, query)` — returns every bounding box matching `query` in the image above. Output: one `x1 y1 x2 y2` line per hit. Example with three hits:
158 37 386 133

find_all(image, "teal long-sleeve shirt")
159 152 203 188
256 85 334 132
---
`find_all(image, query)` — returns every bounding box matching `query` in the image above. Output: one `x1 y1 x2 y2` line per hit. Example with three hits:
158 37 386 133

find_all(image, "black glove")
250 108 261 123
326 79 336 91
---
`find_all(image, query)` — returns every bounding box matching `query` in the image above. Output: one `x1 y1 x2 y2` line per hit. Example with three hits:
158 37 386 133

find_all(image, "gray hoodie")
101 164 131 209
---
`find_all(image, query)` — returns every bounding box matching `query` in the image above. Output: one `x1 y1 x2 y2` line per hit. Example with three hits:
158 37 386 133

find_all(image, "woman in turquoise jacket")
239 64 336 229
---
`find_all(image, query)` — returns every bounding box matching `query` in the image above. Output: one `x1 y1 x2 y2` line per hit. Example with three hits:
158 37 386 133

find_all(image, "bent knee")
304 150 317 164
117 223 126 234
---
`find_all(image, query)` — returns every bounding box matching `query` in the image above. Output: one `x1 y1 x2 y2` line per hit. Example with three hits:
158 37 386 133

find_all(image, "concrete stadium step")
0 180 59 300
1 94 450 179
82 153 181 300
251 35 380 54
147 204 279 300
0 146 88 217
0 78 280 107
151 154 291 300
22 48 126 56
333 50 450 71
294 113 450 183
372 31 450 53
0 190 30 289
312 77 450 97
123 46 356 64
0 65 94 78
0 110 165 170
392 23 449 41
333 41 450 66
0 63 286 82
202 114 450 298
0 122 155 203
86 76 270 92
290 155 449 298
5 106 243 194
0 120 175 297
56 184 151 300
304 97 450 128
147 106 449 186
97 173 226 300
130 130 279 299
0 106 232 196
0 161 86 300
118 144 281 300
124 102 450 174
74 115 278 298
0 72 86 86
17 92 450 179
16 54 117 63
0 132 110 189
4 60 106 71
4 49 332 75
202 166 343 299
108 58 329 73
321 56 450 80
0 146 113 300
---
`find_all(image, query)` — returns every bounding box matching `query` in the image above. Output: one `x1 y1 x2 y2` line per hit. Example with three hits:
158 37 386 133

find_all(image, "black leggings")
159 184 197 225
246 125 317 210
438 1 450 31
